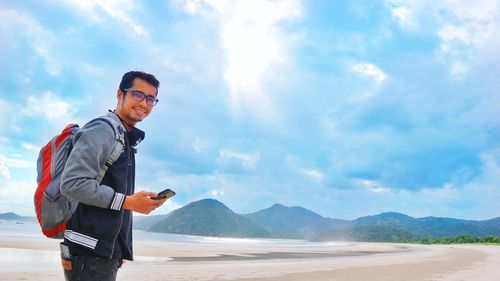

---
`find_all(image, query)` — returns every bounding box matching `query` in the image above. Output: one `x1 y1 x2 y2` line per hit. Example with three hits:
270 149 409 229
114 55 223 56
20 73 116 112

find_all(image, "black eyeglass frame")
123 88 159 106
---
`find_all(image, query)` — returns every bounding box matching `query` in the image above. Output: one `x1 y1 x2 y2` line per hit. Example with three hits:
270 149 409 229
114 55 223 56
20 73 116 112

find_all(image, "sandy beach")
0 235 499 281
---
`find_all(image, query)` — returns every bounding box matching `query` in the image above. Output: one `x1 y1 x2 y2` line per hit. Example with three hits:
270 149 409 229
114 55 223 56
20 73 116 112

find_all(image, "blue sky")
1 0 499 220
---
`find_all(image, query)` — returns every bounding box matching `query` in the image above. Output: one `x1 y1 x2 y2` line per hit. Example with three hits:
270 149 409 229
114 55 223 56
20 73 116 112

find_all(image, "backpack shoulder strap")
87 113 126 183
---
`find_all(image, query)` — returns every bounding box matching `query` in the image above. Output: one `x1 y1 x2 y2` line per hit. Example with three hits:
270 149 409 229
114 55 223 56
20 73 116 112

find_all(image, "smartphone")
151 188 176 200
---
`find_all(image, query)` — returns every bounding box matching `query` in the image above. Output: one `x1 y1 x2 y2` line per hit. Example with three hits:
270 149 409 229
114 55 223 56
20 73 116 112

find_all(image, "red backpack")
34 117 124 238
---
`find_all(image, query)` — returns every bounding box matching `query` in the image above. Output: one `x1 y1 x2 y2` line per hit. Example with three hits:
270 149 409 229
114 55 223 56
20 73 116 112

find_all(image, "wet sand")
0 237 498 281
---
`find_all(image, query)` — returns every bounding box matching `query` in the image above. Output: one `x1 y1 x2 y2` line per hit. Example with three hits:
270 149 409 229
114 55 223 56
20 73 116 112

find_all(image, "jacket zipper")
109 146 132 259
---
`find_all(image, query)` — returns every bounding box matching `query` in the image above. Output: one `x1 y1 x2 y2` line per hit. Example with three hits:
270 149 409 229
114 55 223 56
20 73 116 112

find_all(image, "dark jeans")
63 255 121 281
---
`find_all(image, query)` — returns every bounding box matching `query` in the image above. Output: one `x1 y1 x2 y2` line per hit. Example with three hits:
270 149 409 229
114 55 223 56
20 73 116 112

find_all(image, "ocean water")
0 220 348 272
0 220 346 247
0 220 42 239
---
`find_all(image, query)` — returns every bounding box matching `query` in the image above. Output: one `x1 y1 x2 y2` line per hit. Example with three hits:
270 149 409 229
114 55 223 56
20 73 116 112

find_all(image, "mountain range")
0 212 36 222
148 199 269 237
3 199 499 242
136 199 500 242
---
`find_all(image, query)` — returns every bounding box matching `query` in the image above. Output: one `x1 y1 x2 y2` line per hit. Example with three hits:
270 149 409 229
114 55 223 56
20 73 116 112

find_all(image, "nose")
138 98 150 107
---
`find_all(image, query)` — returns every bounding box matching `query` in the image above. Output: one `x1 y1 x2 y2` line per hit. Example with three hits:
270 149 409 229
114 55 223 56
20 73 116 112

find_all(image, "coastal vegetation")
416 235 500 245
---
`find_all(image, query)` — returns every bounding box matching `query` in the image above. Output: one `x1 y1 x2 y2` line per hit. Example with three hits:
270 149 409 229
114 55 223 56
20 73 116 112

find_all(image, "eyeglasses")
124 89 159 106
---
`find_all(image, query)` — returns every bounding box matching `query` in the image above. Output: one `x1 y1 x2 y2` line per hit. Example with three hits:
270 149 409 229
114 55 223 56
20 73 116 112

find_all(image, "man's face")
116 78 157 126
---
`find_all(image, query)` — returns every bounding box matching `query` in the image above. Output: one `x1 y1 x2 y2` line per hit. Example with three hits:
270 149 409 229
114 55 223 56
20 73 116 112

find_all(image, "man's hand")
123 191 168 214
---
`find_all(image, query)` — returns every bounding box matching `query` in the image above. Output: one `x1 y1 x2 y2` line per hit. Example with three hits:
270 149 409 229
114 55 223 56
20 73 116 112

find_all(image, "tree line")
416 235 500 244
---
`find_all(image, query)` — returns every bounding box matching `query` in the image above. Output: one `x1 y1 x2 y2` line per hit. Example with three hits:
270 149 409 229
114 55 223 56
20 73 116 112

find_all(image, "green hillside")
149 199 269 238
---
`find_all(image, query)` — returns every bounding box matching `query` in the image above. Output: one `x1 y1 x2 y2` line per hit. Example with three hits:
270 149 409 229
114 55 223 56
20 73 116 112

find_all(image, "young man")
60 71 167 281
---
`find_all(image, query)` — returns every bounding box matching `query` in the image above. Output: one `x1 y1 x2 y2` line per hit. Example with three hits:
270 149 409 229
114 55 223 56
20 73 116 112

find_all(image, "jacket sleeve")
60 121 126 211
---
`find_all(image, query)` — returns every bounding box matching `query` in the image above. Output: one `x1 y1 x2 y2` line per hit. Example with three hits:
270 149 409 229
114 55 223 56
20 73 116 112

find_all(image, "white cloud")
449 61 469 78
285 155 325 182
462 149 500 218
436 20 496 78
135 184 183 214
441 0 499 21
339 149 500 219
177 0 223 15
351 63 388 84
62 0 149 38
192 137 210 153
79 63 106 77
0 99 9 135
0 160 10 180
387 0 421 32
21 142 40 152
158 199 182 214
211 189 225 197
361 179 390 193
0 154 36 215
388 0 500 78
180 0 302 121
301 169 324 182
0 9 61 75
154 199 182 215
0 176 43 216
438 24 471 49
219 150 260 169
389 0 412 30
23 91 76 123
391 6 409 26
348 62 388 101
0 154 35 169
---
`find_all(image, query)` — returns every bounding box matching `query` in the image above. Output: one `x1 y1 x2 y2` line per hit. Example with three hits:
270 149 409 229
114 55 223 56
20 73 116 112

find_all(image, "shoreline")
0 237 499 281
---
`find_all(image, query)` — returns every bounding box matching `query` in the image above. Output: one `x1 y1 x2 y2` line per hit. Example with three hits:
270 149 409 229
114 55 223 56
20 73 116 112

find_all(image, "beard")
118 102 147 126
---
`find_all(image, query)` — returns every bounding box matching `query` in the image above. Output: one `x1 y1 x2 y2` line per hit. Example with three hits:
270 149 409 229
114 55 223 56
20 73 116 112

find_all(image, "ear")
117 89 123 100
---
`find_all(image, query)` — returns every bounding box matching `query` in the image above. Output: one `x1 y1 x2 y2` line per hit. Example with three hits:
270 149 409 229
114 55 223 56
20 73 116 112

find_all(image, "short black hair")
119 71 160 94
